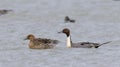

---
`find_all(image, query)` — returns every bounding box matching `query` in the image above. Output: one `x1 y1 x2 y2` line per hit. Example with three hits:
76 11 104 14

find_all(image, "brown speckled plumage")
25 34 59 49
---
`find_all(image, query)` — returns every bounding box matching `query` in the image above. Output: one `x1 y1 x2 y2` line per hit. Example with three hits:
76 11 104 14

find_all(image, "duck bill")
24 38 28 40
58 31 63 33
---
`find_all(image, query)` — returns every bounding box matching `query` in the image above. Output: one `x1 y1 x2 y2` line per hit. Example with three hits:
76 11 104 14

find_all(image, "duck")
64 16 75 23
24 34 59 49
58 28 111 48
0 9 13 15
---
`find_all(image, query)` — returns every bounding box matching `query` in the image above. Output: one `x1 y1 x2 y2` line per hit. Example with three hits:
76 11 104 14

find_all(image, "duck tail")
101 41 112 45
95 41 112 48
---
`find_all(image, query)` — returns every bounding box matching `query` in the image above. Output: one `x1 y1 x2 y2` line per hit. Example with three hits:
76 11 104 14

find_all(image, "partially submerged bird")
58 28 111 48
25 34 59 49
0 9 13 16
64 16 75 23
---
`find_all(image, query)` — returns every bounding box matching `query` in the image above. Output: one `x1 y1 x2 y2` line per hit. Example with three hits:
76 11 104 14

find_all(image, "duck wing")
72 42 99 48
32 38 57 49
72 41 111 48
37 38 59 44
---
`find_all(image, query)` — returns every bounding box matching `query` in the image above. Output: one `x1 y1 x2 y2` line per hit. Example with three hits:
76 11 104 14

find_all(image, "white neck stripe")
67 36 72 48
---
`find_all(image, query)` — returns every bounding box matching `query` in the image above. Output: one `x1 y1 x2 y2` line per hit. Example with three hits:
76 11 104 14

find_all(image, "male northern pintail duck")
25 34 59 49
64 16 75 23
0 9 13 15
58 28 111 48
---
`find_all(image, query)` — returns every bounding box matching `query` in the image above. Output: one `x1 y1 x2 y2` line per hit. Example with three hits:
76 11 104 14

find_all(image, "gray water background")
0 0 120 67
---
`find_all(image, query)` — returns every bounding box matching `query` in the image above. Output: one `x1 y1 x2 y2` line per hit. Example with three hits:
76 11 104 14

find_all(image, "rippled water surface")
0 0 120 67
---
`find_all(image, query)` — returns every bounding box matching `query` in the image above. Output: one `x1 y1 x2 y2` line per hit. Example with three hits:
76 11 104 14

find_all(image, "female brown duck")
25 34 59 49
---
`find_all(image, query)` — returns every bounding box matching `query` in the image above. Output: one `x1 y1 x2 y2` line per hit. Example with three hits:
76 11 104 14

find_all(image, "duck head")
24 34 35 41
58 28 70 37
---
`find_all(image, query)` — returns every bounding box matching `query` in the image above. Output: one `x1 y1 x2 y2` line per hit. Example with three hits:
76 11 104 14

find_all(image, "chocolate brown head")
25 34 35 40
58 28 70 37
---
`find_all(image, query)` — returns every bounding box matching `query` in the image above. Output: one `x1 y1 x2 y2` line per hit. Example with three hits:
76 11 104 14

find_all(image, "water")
0 0 120 67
